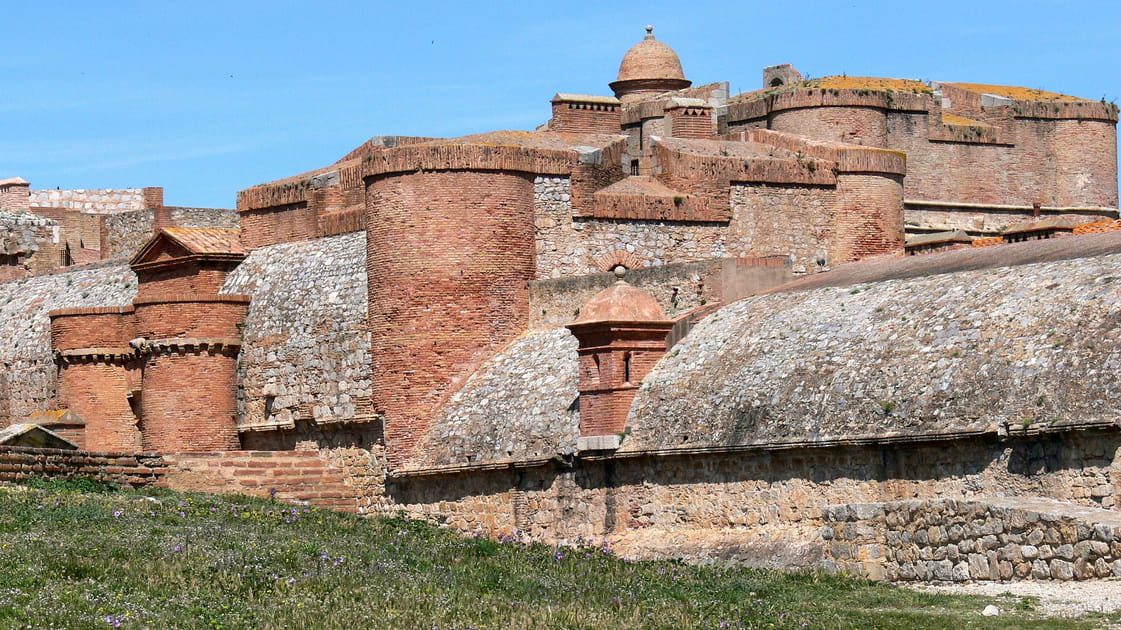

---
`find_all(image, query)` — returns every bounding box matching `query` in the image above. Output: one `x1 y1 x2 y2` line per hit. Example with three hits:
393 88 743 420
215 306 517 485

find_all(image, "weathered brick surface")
161 450 359 512
549 98 622 134
0 180 30 213
728 86 1118 208
55 358 140 452
368 169 536 467
140 349 241 452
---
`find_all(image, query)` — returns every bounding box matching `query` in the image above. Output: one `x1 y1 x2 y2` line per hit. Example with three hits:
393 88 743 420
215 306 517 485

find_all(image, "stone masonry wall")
625 250 1121 453
360 429 1118 567
0 264 136 426
0 210 58 280
824 497 1121 582
535 177 861 278
220 232 372 432
29 187 162 214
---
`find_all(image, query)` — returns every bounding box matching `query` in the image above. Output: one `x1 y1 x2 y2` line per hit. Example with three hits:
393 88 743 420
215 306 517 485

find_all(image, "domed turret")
566 268 674 448
573 272 668 324
609 25 692 103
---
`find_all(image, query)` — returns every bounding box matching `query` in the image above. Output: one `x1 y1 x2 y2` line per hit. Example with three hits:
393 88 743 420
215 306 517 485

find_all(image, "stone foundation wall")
344 431 1120 565
824 497 1121 582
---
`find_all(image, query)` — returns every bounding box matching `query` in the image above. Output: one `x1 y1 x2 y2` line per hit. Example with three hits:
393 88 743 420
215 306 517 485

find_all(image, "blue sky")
2 1 1118 208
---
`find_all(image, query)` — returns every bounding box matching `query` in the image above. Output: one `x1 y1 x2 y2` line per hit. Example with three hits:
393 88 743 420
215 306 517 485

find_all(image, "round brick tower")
132 295 248 452
50 306 140 451
367 165 537 467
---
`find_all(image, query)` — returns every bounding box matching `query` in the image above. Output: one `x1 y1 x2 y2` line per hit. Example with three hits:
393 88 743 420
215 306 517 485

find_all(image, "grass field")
0 479 1115 629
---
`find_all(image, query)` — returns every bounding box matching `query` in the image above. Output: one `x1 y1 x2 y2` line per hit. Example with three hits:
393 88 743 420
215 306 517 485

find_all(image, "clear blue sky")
2 1 1118 208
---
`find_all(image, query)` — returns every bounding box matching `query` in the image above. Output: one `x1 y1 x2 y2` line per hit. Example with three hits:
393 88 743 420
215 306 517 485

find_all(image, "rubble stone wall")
824 496 1121 582
219 232 372 434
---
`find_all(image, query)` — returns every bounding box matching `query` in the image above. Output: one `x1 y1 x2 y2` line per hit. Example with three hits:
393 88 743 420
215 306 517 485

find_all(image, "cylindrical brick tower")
367 167 536 466
132 295 248 452
50 306 140 451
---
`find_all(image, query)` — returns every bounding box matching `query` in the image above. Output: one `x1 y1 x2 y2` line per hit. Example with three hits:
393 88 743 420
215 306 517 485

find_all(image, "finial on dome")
613 265 627 281
645 25 654 38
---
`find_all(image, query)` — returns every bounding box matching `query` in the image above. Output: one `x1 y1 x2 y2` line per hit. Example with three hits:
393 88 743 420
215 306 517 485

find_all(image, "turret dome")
573 277 668 324
609 26 692 103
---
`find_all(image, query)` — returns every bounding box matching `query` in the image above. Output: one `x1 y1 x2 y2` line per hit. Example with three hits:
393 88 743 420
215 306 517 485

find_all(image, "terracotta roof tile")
162 227 245 255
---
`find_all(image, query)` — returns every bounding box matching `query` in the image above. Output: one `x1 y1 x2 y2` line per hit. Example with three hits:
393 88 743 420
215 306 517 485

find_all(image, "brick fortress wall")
726 87 1119 208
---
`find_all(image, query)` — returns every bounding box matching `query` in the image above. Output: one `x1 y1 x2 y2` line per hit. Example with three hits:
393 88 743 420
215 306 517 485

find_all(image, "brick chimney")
565 268 673 451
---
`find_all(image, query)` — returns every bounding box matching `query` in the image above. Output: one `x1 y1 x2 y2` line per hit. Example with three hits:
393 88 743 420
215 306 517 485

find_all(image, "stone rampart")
219 232 372 433
824 497 1121 582
625 249 1121 454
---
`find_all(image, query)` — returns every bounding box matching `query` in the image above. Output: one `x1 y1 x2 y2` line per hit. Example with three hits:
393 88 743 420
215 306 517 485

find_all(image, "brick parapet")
132 294 249 340
360 143 578 179
726 88 931 126
733 129 907 175
550 97 622 134
49 306 135 352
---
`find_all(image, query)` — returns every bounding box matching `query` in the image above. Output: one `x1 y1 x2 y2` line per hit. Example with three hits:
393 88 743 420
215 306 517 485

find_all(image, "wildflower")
105 614 122 627
287 577 296 584
173 545 182 553
113 510 121 518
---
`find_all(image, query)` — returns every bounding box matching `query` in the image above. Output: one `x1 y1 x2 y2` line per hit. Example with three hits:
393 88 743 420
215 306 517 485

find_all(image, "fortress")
2 27 1121 581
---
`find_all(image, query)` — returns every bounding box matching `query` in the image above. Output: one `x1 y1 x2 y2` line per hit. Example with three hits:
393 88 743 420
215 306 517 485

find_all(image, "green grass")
0 480 1115 629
